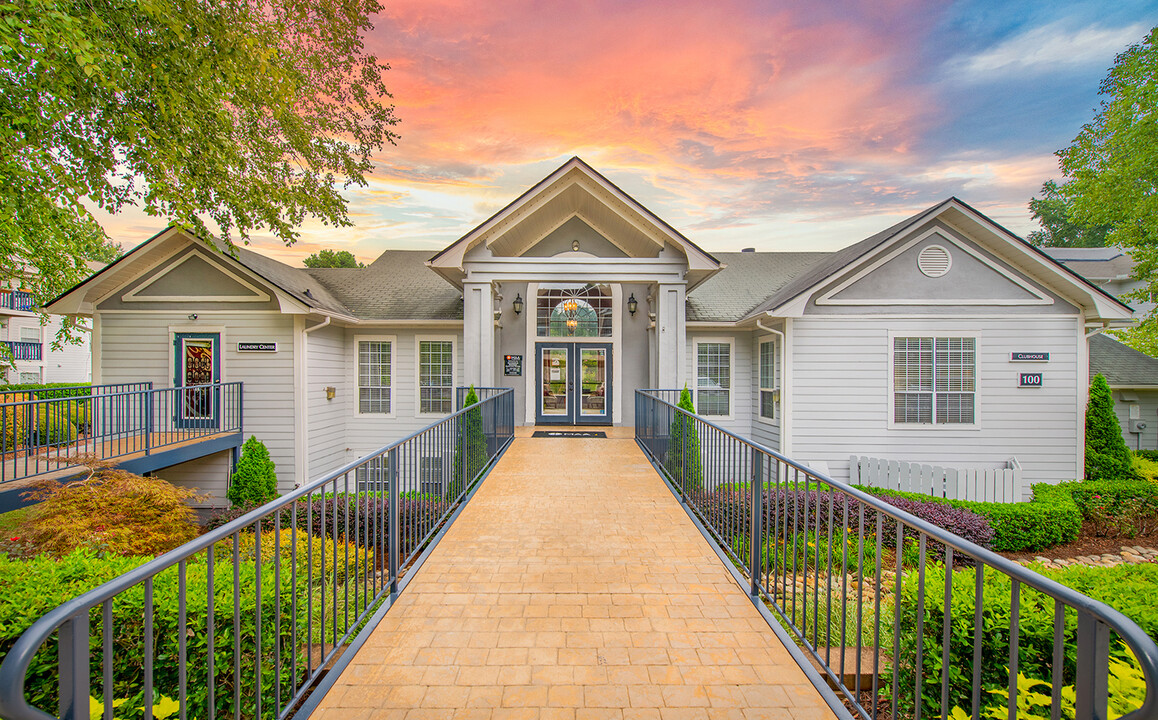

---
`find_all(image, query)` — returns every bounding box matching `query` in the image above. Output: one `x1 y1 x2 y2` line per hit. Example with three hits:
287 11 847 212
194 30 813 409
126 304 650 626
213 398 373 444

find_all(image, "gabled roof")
427 157 721 288
1041 247 1137 282
307 251 463 321
1090 333 1158 387
686 251 829 322
737 198 1133 323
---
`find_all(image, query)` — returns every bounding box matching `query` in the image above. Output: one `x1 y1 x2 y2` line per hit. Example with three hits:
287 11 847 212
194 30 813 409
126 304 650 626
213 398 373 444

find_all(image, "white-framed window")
19 370 41 384
695 339 732 417
356 337 393 415
417 337 455 415
892 336 976 425
19 326 39 343
758 337 779 422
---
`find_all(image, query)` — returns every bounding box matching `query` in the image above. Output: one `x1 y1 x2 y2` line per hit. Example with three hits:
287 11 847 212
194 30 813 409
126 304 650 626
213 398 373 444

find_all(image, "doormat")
532 430 608 438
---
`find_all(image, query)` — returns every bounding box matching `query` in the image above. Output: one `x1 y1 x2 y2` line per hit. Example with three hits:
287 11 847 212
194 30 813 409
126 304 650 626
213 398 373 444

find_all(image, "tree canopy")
1026 180 1111 248
1 0 397 343
302 249 365 268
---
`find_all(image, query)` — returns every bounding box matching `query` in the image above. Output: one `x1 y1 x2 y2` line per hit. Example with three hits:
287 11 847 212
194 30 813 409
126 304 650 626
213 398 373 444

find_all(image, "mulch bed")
999 529 1158 563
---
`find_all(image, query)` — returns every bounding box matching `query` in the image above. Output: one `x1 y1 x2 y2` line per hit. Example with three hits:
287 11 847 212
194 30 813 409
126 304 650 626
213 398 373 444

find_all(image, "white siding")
306 323 347 479
789 315 1082 489
2 314 92 385
97 311 297 500
342 327 464 464
1112 388 1158 453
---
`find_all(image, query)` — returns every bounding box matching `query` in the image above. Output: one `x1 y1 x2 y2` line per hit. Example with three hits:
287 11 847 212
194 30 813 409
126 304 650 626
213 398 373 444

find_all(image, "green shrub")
1062 479 1158 537
0 392 31 450
1133 453 1158 482
665 386 703 490
18 469 202 557
1086 373 1135 481
858 483 1081 552
1135 449 1158 463
451 386 488 500
894 562 1158 719
0 548 320 720
227 436 278 508
28 404 77 445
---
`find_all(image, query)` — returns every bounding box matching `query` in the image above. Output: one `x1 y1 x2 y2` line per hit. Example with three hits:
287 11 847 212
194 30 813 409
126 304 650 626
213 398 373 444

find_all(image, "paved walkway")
312 427 835 720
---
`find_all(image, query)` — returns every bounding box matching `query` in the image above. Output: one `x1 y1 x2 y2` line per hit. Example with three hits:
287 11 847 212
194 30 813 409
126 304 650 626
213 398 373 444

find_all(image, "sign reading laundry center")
237 342 277 352
1011 352 1049 362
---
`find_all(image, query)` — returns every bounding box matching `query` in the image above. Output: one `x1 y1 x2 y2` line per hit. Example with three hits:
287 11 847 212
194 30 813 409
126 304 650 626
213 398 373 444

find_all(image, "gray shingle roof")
307 251 463 321
1090 333 1158 386
232 246 352 317
686 252 830 322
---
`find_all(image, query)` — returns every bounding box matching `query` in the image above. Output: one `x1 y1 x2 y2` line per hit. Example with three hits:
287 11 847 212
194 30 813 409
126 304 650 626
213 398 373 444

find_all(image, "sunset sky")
101 0 1158 265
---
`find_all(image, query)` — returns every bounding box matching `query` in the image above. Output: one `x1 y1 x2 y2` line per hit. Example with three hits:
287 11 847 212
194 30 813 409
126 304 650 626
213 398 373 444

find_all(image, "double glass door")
535 343 611 425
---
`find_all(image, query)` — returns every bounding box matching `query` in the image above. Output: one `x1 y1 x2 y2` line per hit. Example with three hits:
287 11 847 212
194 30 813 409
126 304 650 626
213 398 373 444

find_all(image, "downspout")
756 320 786 453
297 316 332 487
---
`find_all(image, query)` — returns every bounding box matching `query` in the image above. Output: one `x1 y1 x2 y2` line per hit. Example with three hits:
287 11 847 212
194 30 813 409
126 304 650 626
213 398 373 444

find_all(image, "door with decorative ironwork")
174 333 220 428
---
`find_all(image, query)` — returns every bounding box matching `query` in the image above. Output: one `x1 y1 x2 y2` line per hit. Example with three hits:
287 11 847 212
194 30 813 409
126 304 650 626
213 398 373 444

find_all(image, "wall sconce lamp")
627 293 638 316
187 313 198 321
325 386 336 400
512 293 524 315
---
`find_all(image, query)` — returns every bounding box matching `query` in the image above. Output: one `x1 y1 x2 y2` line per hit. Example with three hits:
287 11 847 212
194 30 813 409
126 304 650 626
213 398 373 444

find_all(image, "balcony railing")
635 389 1158 720
3 340 42 361
0 387 514 720
0 289 34 312
0 382 243 484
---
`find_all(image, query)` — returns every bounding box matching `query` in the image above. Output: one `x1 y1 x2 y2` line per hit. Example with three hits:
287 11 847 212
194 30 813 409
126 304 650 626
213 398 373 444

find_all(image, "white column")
463 281 495 387
655 282 685 389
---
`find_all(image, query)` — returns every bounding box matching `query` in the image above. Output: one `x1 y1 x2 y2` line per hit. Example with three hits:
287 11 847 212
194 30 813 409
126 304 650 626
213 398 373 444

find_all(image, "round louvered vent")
917 245 952 277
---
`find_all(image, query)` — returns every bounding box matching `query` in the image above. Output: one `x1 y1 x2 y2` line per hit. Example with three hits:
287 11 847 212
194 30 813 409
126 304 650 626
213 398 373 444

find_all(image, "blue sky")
98 0 1158 265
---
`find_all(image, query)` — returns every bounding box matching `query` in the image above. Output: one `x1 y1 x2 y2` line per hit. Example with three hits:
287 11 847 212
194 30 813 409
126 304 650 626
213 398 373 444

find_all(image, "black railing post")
57 614 89 720
388 447 399 594
1075 611 1110 720
144 387 153 455
750 448 762 597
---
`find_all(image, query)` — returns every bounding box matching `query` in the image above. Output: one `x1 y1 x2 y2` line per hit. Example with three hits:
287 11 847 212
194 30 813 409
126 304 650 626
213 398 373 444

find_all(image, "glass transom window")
419 340 454 414
536 284 612 338
893 336 975 424
358 340 391 414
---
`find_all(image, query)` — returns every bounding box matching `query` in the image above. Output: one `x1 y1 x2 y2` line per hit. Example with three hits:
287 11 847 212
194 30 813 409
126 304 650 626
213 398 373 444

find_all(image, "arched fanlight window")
536 284 612 337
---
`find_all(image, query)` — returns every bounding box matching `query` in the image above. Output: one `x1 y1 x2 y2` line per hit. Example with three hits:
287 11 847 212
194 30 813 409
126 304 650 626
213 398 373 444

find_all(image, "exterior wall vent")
741 247 755 253
917 245 952 277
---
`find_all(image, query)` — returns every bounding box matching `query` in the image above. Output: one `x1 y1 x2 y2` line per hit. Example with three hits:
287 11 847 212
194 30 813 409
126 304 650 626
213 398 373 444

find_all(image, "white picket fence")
848 455 1024 503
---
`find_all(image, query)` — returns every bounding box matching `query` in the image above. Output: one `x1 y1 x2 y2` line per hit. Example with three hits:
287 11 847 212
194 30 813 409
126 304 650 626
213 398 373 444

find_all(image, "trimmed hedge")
1062 479 1158 537
858 483 1082 552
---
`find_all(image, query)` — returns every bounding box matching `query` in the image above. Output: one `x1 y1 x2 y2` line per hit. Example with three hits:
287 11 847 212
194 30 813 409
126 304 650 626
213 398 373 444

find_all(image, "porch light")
627 293 638 316
512 293 524 315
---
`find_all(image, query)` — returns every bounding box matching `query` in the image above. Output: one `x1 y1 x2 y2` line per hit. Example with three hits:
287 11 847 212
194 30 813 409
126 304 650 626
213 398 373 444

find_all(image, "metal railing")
3 341 42 361
635 389 1158 720
0 387 514 720
455 385 508 409
0 290 34 312
0 382 242 484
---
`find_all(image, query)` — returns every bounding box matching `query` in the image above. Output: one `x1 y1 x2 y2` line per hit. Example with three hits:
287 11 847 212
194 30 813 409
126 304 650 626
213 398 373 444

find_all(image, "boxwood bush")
1061 479 1158 537
859 483 1082 552
893 561 1158 718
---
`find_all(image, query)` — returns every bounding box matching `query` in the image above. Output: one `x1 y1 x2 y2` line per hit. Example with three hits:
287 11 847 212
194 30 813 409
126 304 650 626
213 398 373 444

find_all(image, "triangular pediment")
121 248 271 303
428 157 719 286
816 228 1052 307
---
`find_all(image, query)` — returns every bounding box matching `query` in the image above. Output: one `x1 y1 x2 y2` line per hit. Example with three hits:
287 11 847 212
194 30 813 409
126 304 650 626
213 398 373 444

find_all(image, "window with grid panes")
696 342 731 416
358 341 391 414
893 336 975 424
759 339 778 420
419 340 454 414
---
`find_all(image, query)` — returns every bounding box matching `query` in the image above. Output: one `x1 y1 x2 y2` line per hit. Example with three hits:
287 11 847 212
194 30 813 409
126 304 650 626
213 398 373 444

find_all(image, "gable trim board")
121 248 272 303
814 228 1053 307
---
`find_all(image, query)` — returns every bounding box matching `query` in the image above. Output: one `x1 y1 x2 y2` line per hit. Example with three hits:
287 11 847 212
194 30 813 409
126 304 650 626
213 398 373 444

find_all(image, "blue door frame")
534 343 612 425
173 332 221 429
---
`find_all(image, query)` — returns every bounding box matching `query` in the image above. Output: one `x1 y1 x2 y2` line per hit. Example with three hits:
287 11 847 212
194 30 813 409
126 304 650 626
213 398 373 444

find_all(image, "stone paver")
313 427 836 720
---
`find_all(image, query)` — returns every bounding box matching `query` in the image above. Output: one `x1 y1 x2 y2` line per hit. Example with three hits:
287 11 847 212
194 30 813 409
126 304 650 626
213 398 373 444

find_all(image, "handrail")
636 389 1158 720
0 382 240 484
0 388 514 720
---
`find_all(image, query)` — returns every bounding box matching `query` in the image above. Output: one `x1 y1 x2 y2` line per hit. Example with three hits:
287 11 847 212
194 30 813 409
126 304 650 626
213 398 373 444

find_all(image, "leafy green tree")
666 387 703 491
1049 27 1158 297
303 249 365 268
227 436 279 507
1085 373 1134 481
1026 180 1111 248
0 0 398 338
1111 318 1158 357
451 386 488 500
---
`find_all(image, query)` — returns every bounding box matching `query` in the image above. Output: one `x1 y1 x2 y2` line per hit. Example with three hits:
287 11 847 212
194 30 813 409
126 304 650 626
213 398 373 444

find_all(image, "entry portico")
427 157 722 426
